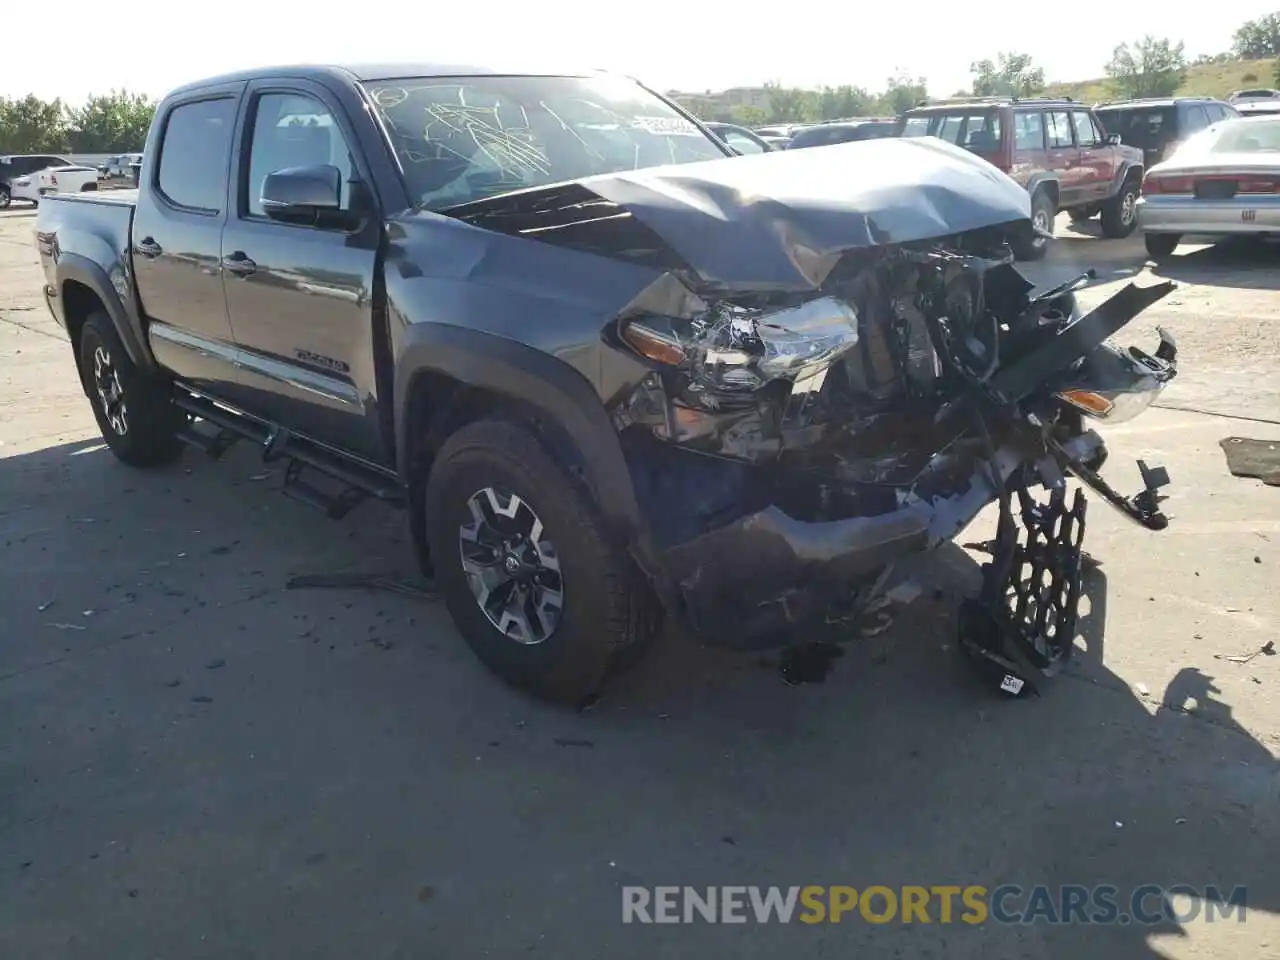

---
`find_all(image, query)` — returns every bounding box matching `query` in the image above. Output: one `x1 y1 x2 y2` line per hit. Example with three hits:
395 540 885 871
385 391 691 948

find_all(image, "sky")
4 1 1279 104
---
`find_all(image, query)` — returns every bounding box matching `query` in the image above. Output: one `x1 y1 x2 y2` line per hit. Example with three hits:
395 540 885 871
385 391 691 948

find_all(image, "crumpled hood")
439 135 1033 294
579 135 1032 291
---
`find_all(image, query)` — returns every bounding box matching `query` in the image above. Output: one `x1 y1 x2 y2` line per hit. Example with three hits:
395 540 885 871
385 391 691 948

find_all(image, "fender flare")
1109 160 1145 196
394 324 647 547
56 253 155 373
1025 174 1060 206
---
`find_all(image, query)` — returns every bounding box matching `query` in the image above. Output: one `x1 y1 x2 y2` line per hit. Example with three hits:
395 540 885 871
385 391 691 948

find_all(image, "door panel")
219 83 388 465
1045 110 1083 204
132 89 242 391
1071 111 1112 202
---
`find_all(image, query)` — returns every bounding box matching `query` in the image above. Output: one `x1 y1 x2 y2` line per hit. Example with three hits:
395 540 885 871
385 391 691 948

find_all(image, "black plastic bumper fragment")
1048 436 1172 530
958 471 1088 696
989 280 1176 402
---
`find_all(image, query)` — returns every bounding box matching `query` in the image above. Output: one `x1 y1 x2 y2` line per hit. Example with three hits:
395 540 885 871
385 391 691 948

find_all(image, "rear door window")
1014 111 1045 150
156 97 237 213
1046 111 1074 149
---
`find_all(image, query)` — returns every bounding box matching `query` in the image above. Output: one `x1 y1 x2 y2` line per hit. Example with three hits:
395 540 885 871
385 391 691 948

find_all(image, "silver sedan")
1136 114 1280 258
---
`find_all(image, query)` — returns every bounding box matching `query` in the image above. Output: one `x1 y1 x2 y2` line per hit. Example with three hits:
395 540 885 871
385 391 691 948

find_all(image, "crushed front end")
608 228 1178 688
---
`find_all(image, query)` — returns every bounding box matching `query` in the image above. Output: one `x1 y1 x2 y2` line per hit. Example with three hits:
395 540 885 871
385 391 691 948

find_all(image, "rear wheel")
0 185 10 209
1143 232 1180 259
424 419 659 704
1100 178 1140 238
1013 190 1055 261
78 312 186 467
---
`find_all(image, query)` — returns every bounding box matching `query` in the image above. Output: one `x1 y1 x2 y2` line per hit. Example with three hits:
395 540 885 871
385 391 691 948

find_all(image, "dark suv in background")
787 118 898 149
1092 97 1239 170
896 97 1144 259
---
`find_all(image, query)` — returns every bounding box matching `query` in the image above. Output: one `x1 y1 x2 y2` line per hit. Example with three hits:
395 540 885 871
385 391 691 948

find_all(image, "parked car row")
1 153 103 208
98 153 144 181
724 91 1269 263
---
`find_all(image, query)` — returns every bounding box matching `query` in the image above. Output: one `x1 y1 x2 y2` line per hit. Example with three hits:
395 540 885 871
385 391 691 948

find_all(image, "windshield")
364 75 727 211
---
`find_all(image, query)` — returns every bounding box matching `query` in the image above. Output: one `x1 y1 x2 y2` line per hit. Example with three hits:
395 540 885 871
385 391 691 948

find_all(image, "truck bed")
35 190 137 339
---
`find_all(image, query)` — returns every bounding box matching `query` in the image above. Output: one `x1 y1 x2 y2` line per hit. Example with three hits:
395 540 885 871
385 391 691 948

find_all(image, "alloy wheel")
92 344 128 436
1120 190 1137 226
458 486 564 645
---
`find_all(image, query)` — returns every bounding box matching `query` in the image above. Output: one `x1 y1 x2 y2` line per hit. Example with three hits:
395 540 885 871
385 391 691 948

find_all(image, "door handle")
222 252 257 277
136 237 162 258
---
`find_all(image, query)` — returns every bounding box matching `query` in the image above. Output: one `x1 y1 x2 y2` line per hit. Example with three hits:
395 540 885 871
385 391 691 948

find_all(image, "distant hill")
1045 56 1278 103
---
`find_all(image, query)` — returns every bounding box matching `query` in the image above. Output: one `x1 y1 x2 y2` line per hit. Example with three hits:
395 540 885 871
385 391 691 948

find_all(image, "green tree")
970 52 1046 97
1232 12 1280 58
815 85 877 120
877 72 929 115
64 90 155 152
763 81 809 122
1274 56 1280 86
0 94 68 153
728 105 767 127
1104 37 1188 99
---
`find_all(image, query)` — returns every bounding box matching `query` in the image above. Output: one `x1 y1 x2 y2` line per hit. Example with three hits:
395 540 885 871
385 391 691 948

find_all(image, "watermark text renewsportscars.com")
622 884 1248 925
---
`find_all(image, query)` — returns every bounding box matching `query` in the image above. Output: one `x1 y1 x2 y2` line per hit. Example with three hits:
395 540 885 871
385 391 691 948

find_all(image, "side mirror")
1105 133 1122 146
261 164 342 222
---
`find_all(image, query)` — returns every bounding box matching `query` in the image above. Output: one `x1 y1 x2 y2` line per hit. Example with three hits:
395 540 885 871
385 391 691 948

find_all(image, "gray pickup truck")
35 62 1180 703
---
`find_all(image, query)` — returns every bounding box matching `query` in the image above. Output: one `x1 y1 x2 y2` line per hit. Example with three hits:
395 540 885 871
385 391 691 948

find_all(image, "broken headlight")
621 295 860 403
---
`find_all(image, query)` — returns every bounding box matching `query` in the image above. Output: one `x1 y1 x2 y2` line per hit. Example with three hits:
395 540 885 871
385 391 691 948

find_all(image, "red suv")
896 97 1145 259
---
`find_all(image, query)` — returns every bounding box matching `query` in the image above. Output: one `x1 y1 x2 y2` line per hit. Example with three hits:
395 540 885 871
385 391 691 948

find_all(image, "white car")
31 164 100 200
1 153 75 207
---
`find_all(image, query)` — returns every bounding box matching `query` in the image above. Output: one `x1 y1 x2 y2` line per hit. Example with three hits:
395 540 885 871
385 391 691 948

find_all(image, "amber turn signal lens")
622 322 687 366
1059 389 1115 417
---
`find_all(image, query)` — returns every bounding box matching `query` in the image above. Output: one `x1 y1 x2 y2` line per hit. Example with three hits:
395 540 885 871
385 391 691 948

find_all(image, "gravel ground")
1 206 1278 960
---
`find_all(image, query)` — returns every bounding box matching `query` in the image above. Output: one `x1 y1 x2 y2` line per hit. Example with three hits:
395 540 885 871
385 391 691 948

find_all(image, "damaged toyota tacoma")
35 64 1180 703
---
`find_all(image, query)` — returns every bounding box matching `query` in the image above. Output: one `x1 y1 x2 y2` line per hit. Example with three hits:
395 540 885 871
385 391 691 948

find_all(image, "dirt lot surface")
2 206 1278 959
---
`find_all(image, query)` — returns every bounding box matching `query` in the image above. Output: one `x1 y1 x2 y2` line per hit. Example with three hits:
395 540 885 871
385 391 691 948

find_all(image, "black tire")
1013 190 1054 261
424 419 658 704
0 185 10 210
1143 232 1180 259
1068 205 1096 222
78 312 186 467
1100 178 1140 238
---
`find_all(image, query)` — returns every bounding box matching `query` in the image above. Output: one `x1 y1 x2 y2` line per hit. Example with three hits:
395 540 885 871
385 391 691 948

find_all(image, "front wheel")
0 186 10 209
424 419 659 704
78 312 186 467
1100 180 1140 238
1144 232 1180 259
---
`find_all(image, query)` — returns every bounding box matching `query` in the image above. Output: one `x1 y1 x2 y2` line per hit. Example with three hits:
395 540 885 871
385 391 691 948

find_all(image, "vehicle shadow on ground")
1147 237 1280 291
1 438 1276 960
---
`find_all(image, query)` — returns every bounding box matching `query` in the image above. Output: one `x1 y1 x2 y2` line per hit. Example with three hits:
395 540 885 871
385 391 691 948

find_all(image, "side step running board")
173 392 404 520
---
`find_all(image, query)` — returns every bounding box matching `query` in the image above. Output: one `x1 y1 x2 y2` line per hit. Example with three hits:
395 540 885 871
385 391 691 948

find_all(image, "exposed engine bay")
607 226 1179 693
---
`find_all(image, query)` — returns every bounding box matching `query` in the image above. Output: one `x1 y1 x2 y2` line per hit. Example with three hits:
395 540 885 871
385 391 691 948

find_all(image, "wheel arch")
1026 174 1060 209
56 254 154 384
395 325 653 570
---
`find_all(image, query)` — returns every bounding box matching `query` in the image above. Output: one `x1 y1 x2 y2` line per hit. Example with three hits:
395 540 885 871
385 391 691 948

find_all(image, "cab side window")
156 98 237 213
244 92 355 219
